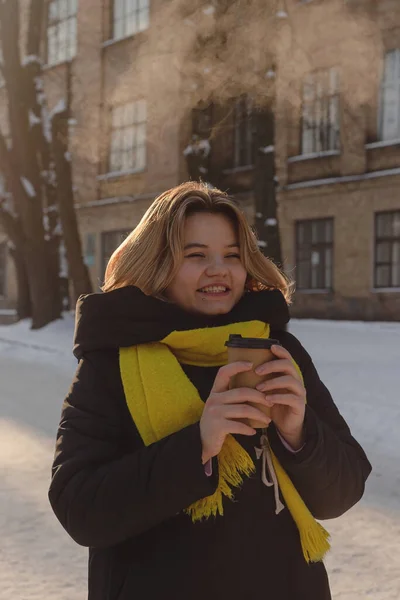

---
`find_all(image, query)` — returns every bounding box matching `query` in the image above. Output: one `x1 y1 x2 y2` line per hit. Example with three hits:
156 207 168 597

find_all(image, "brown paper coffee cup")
225 335 284 429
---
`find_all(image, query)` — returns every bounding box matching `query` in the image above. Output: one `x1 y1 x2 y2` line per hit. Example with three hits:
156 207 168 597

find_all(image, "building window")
296 218 333 290
113 0 150 41
109 100 147 174
301 68 340 155
379 49 400 142
374 211 400 288
0 242 6 297
101 230 131 278
47 0 78 66
84 233 96 268
232 95 255 168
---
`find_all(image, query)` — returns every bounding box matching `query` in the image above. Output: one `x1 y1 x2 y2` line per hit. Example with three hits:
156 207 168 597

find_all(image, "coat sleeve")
48 351 218 548
268 331 372 520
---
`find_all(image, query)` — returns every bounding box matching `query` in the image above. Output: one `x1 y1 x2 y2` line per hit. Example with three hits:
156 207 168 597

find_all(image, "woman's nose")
205 258 228 276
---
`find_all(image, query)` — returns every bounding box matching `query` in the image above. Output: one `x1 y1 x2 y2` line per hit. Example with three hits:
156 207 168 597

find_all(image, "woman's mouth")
197 285 231 297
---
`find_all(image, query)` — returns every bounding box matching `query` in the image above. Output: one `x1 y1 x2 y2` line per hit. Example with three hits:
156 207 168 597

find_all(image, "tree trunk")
0 0 62 329
9 246 32 319
52 112 93 303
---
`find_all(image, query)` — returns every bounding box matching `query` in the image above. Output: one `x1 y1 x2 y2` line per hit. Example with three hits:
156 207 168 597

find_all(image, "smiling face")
165 211 248 316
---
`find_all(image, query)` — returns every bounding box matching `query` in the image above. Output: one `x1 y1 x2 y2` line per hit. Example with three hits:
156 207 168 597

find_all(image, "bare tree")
0 0 92 329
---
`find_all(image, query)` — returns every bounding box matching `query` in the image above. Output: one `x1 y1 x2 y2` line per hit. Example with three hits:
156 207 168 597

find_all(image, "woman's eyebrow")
183 243 240 250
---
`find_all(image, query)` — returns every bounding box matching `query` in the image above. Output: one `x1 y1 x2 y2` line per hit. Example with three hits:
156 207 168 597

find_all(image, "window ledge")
222 164 254 174
42 57 75 71
102 30 148 49
97 168 146 181
365 139 400 150
296 288 333 294
372 287 400 293
287 150 340 163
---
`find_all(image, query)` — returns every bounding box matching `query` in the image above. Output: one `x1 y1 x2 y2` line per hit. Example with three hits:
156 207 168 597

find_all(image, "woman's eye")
186 253 205 258
226 254 241 259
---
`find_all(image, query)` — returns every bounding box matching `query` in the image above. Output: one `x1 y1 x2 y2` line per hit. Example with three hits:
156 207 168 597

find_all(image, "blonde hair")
102 181 294 303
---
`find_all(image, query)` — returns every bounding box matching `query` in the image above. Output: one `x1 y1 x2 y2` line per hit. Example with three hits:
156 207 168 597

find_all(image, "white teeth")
199 286 228 293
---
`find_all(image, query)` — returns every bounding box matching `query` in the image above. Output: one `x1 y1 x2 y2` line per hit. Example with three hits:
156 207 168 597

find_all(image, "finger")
224 419 257 437
266 393 306 414
211 362 253 393
216 387 270 406
255 358 300 381
270 344 293 360
221 403 272 425
256 375 305 396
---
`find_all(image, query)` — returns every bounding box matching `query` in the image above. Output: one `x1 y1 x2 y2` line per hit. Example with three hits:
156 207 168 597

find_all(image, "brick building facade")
276 0 400 320
0 0 399 322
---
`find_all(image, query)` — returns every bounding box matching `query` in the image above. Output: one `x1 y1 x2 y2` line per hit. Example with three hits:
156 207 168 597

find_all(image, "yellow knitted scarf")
119 319 330 563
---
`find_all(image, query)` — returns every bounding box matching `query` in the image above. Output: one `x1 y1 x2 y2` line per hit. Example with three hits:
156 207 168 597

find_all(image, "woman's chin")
192 298 237 315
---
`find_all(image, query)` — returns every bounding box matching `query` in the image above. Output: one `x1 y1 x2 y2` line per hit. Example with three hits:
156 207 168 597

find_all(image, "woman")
49 181 371 600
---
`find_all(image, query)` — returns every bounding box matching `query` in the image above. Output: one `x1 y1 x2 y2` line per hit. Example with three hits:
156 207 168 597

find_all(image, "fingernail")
255 384 264 391
255 366 263 375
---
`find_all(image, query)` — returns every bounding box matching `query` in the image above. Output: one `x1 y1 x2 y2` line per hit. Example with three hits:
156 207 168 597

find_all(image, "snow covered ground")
0 315 399 599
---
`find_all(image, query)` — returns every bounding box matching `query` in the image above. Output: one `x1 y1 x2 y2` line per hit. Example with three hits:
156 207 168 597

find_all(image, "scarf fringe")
185 435 255 522
300 521 331 563
269 442 331 563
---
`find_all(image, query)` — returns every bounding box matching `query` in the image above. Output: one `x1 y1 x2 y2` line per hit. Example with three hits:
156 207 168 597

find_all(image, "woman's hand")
200 362 271 464
255 345 306 450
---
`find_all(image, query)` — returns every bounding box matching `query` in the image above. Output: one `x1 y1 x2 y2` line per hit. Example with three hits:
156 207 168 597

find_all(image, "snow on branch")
43 214 50 231
20 176 36 198
49 98 67 120
41 107 52 143
22 55 43 67
203 5 215 15
259 145 274 154
53 221 63 236
183 136 211 157
34 77 52 143
29 110 41 128
0 195 17 218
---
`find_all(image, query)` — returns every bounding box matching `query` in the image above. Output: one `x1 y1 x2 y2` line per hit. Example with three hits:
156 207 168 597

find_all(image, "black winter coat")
49 287 371 600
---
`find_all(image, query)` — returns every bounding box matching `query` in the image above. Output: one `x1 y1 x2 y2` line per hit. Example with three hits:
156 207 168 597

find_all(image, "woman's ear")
245 276 258 292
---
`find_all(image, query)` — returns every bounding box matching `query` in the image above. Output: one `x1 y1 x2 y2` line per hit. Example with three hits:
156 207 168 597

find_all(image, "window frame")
295 218 334 291
108 100 147 175
232 94 255 169
379 49 400 142
84 232 97 268
374 210 400 289
46 0 78 67
111 0 150 42
301 68 340 156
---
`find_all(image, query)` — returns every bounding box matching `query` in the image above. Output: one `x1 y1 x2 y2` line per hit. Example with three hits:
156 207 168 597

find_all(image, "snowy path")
0 354 87 600
0 317 399 599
